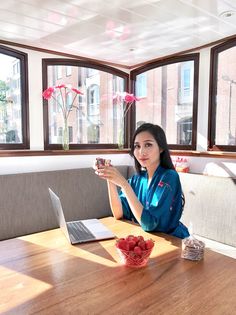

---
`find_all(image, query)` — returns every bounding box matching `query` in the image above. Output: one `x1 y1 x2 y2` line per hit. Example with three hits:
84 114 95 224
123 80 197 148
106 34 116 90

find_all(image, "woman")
95 123 189 239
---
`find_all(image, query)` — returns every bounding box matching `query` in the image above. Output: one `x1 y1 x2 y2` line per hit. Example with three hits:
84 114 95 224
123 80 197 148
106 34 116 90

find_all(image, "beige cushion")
180 173 236 247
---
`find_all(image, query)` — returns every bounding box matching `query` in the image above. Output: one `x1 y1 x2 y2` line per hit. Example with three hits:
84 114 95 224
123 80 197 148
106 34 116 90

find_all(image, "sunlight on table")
0 266 52 314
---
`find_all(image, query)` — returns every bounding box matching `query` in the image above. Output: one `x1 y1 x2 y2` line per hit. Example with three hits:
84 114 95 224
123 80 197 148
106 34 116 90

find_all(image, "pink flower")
42 84 83 120
42 87 55 100
113 91 140 119
124 93 140 103
55 84 66 89
71 88 83 95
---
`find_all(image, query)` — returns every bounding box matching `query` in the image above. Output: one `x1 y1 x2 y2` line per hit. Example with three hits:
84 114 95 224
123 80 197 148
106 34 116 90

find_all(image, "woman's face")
133 131 162 171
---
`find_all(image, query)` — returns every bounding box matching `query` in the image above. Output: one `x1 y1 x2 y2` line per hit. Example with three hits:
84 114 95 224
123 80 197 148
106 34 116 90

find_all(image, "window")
131 54 199 150
88 68 98 77
42 59 128 149
177 117 192 145
66 92 73 110
209 39 236 151
0 45 29 149
136 73 147 98
88 85 100 116
66 66 72 76
56 66 62 79
68 126 73 142
179 62 194 103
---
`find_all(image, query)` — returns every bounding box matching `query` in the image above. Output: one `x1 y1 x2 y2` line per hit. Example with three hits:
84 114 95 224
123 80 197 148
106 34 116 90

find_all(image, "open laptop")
48 188 115 244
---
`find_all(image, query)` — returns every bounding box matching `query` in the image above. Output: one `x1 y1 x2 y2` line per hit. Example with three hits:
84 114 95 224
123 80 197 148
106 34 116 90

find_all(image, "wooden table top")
0 217 235 315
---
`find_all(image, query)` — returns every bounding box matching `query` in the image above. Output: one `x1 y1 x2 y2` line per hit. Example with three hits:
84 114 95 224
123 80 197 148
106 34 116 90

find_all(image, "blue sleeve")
140 171 182 232
118 178 137 222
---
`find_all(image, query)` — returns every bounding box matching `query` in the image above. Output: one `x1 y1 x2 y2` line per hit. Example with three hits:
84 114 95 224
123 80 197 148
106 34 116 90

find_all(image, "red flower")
113 92 140 120
42 87 55 100
158 181 164 187
42 84 83 120
124 93 140 103
71 88 83 95
55 84 66 89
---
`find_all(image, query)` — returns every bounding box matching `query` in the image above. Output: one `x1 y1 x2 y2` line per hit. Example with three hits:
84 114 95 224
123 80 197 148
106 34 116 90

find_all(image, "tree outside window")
0 47 28 149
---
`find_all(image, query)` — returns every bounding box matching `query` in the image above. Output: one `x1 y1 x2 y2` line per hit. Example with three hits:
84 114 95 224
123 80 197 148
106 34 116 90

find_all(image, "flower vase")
62 119 69 150
118 123 124 149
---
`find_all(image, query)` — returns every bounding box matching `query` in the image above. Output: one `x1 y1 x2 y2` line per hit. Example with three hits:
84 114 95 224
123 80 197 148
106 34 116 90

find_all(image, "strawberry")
128 240 136 250
132 236 139 245
145 239 154 250
138 240 146 251
126 235 134 240
117 239 129 251
134 246 142 256
117 237 125 241
137 235 144 242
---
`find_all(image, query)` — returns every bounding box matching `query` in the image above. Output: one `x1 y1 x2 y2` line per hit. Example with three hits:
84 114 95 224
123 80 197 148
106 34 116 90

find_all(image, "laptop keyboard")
67 221 96 241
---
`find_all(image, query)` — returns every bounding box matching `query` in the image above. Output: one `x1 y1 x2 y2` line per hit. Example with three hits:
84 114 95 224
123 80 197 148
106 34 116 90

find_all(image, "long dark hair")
130 123 175 174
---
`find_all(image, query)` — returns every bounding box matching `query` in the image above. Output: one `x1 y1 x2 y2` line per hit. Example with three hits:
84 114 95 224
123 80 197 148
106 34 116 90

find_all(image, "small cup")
95 158 111 169
96 158 106 169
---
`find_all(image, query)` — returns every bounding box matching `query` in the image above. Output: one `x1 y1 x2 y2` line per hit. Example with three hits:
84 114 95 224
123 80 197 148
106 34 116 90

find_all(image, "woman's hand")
95 166 127 188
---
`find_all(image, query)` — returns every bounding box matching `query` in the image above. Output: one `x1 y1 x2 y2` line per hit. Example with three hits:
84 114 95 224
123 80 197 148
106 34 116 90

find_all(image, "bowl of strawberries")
115 235 155 268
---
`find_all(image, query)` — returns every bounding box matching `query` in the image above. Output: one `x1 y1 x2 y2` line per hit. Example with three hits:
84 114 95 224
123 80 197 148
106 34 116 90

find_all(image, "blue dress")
119 165 189 239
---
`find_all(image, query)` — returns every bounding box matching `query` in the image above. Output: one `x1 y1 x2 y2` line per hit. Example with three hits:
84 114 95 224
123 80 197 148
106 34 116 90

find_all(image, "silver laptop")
48 188 115 244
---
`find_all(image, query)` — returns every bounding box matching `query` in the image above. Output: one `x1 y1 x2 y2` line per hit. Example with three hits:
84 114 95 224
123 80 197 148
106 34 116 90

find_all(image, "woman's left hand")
95 166 127 188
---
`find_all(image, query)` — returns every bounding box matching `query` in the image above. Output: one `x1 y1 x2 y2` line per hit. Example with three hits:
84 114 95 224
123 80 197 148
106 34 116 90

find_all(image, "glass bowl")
116 240 154 268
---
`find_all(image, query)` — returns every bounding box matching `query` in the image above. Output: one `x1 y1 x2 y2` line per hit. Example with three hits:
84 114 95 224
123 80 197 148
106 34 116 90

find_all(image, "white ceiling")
0 0 236 67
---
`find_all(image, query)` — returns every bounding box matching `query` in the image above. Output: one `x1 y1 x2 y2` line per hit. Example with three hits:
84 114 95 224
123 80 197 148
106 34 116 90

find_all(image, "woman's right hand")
95 165 127 188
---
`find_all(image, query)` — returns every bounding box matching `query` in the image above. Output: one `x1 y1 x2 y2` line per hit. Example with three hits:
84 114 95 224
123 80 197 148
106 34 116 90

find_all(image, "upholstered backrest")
179 173 236 247
1 167 235 247
0 166 130 240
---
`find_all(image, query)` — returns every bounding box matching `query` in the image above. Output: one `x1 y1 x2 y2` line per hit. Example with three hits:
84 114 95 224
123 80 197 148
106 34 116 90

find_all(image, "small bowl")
116 246 154 268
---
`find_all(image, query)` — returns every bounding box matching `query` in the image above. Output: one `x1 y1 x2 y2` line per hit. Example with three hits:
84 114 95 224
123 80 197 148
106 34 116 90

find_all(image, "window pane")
135 60 194 145
66 66 72 76
136 73 147 97
0 53 22 144
46 65 125 145
215 47 236 146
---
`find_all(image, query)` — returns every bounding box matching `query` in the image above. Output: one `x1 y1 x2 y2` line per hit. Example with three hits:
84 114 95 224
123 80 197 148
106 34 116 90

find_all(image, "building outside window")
43 61 128 149
66 92 73 110
87 85 100 117
209 40 236 150
177 117 192 145
56 66 62 79
179 62 193 104
66 66 72 76
132 55 198 149
68 126 73 142
136 73 147 98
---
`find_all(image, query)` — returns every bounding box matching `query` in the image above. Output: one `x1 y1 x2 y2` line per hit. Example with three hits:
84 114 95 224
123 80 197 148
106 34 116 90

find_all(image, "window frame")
42 58 129 150
130 54 199 150
208 38 236 152
0 45 29 150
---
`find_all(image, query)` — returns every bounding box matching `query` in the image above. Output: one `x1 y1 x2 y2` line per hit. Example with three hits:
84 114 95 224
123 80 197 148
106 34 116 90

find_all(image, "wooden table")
0 217 235 315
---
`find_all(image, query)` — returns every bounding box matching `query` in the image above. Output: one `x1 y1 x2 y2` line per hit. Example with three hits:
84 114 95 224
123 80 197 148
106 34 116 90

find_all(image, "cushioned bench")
1 167 235 250
0 166 131 240
179 173 236 247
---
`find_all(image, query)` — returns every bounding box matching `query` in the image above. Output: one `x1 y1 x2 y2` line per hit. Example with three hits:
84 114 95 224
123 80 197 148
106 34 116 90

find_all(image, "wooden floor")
0 217 235 315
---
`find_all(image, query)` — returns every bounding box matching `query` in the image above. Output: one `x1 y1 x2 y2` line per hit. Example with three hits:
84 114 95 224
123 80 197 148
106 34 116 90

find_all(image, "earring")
141 166 146 171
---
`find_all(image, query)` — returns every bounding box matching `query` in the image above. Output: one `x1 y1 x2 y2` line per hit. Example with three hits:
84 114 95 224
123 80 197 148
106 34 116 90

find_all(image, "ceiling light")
219 10 236 18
